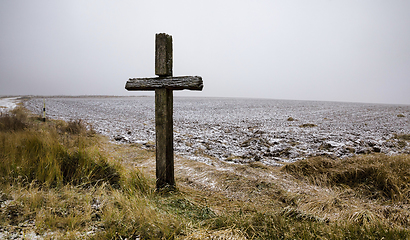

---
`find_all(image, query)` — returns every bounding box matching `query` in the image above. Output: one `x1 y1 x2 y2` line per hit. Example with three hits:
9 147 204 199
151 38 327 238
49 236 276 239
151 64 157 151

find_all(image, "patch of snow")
0 97 19 113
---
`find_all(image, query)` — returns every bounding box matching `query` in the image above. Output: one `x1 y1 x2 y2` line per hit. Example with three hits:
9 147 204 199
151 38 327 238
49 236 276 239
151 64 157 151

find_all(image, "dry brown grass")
0 107 28 131
1 105 410 239
280 154 410 234
282 154 410 201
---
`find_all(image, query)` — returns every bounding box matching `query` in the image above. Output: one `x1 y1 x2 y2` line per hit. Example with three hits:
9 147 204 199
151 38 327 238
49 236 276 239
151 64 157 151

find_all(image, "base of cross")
155 88 174 189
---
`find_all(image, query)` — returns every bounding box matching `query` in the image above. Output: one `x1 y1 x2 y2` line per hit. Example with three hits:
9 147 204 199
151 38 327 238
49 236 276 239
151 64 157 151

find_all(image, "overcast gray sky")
1 0 409 104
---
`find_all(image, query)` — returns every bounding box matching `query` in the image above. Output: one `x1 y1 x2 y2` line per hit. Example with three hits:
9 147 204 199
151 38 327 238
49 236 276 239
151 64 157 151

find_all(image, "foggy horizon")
1 1 409 105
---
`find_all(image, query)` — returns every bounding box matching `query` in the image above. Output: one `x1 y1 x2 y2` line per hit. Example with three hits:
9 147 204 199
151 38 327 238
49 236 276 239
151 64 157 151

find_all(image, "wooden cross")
125 33 203 189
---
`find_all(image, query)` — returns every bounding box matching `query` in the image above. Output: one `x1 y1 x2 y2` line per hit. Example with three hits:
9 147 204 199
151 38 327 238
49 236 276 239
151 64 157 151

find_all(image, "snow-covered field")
25 96 410 166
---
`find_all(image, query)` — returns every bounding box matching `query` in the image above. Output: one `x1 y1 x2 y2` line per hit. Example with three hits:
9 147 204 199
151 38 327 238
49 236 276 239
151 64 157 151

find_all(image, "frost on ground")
0 97 19 114
25 96 410 166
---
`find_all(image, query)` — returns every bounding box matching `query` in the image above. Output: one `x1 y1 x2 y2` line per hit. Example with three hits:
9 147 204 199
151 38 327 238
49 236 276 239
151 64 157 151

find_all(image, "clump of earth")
25 96 410 166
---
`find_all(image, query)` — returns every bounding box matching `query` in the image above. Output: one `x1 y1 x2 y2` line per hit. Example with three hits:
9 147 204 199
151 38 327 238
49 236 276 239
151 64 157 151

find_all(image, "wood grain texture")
126 76 203 91
155 88 174 188
155 33 173 77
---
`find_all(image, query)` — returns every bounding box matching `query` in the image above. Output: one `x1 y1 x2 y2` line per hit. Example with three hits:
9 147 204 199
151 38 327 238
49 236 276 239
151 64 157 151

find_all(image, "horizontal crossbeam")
125 76 203 91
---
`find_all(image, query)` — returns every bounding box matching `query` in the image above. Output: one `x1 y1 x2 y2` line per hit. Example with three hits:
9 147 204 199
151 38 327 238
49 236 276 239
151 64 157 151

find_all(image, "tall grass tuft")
0 108 120 187
282 154 410 201
0 107 28 131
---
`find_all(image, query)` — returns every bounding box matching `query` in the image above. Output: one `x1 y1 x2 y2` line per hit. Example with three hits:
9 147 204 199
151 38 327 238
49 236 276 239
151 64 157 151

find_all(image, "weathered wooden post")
42 99 46 122
125 33 203 189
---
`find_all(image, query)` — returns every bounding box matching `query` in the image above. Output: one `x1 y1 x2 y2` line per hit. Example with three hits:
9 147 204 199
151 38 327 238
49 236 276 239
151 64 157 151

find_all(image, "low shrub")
299 123 317 128
394 133 410 141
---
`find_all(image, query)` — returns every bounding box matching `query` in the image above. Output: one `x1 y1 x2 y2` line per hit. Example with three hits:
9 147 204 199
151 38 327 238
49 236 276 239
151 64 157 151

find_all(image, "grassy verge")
1 105 410 239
